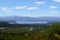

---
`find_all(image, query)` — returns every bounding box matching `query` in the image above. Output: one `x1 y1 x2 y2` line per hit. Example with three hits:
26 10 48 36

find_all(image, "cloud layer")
53 0 60 2
2 7 13 13
34 1 46 5
50 11 59 14
1 0 59 16
27 7 38 10
14 6 26 10
49 6 58 9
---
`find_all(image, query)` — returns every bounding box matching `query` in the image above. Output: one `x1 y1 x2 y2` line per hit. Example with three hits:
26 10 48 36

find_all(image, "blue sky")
0 0 60 17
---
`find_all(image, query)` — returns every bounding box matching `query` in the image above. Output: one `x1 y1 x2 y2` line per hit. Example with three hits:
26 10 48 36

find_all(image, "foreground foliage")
0 23 60 40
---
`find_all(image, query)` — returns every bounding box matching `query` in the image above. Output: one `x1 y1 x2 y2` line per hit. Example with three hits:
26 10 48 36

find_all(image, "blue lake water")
16 21 48 24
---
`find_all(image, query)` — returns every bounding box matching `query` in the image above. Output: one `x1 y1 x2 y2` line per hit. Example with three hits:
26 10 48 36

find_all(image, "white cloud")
27 7 38 10
50 11 58 14
53 0 60 2
49 6 58 9
34 1 46 5
15 6 26 10
2 7 13 13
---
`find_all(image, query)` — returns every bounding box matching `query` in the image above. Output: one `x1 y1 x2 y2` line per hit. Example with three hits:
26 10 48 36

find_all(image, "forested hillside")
0 21 60 40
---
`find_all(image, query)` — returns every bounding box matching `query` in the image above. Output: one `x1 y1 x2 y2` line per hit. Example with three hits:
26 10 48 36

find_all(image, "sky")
0 0 60 17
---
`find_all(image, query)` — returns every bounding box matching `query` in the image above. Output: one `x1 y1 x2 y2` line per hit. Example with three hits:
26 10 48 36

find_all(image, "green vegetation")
0 22 60 40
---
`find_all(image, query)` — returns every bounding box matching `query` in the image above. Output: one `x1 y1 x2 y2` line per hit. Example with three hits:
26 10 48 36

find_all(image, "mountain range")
0 16 60 24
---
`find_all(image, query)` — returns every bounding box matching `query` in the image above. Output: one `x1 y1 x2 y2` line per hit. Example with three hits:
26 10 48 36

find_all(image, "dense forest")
0 21 60 40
